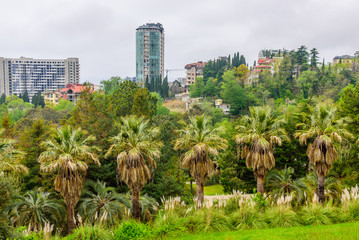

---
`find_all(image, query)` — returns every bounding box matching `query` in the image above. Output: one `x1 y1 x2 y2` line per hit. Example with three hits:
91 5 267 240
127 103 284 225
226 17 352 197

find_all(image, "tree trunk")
190 179 193 194
66 203 76 234
197 183 204 209
132 189 140 221
257 175 264 196
318 174 325 203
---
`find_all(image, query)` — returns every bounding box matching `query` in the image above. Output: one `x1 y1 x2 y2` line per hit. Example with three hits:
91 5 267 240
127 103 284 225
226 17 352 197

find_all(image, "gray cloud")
0 0 358 83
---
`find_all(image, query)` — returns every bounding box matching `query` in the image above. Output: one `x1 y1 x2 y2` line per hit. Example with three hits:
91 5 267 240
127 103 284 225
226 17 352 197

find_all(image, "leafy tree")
235 106 288 195
7 189 64 232
54 98 75 112
221 69 248 115
189 77 205 98
38 126 100 233
100 76 122 95
204 77 216 97
78 180 130 226
297 70 319 99
174 115 227 208
111 80 139 117
105 116 162 220
143 114 185 201
131 88 157 118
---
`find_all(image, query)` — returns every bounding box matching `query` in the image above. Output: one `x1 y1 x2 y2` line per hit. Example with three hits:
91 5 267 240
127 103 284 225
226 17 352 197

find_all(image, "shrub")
65 225 111 240
265 206 301 228
152 211 186 237
113 220 150 240
299 202 340 226
229 206 268 230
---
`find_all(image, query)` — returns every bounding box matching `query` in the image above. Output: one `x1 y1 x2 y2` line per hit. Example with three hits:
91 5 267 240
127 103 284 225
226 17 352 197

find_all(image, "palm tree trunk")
257 175 264 196
66 203 76 234
318 174 325 203
132 189 140 221
197 183 204 209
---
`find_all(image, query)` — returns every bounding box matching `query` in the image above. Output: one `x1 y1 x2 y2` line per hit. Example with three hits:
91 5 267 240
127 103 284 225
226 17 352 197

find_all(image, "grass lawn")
186 184 225 195
170 222 359 240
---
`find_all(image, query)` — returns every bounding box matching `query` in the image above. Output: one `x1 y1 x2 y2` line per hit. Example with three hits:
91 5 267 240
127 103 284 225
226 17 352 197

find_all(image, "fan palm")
235 106 288 195
38 126 100 233
295 104 352 202
105 115 162 220
266 166 307 204
78 180 130 226
301 172 343 202
7 189 64 233
174 115 227 208
0 129 27 174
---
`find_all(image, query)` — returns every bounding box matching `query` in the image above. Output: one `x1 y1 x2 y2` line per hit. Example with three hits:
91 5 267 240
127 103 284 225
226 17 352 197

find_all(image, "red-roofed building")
59 83 95 104
43 83 96 105
183 61 206 93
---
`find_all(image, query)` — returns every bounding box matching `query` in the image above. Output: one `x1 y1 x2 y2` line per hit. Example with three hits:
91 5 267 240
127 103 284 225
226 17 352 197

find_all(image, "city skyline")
0 0 358 84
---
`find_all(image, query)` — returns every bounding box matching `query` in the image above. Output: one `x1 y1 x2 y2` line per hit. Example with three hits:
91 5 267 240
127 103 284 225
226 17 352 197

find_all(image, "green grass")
187 184 225 195
170 222 359 240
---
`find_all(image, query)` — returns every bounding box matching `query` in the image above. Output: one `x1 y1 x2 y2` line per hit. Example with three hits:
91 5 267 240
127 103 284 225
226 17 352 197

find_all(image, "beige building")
0 57 79 99
43 90 62 105
183 61 206 93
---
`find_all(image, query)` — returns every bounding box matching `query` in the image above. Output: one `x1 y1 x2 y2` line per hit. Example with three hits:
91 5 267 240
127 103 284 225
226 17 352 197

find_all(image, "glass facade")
136 23 164 83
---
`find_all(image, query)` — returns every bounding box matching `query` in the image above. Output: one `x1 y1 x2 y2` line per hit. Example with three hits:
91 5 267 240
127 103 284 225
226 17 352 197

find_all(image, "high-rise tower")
136 23 164 84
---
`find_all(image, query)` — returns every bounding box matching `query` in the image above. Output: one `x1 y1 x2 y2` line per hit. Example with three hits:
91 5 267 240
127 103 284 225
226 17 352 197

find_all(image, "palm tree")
105 115 162 220
7 189 64 233
301 171 343 202
266 166 307 204
174 115 227 208
295 104 352 202
78 180 130 226
0 129 27 174
38 126 100 233
235 106 288 195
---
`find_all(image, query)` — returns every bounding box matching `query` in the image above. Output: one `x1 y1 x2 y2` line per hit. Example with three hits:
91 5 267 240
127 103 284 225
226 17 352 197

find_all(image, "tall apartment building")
136 23 164 84
0 57 79 99
183 61 206 93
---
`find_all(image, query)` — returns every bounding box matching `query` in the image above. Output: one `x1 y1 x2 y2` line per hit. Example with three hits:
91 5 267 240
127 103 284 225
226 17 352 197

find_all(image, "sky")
0 0 358 84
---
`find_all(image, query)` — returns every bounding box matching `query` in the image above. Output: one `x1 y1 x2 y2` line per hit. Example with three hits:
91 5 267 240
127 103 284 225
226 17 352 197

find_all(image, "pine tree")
239 55 246 66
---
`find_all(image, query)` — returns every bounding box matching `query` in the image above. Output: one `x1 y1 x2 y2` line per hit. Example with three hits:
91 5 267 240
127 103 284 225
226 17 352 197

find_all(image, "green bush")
113 220 150 240
265 206 301 228
299 203 340 226
152 211 186 237
65 225 111 240
229 207 268 230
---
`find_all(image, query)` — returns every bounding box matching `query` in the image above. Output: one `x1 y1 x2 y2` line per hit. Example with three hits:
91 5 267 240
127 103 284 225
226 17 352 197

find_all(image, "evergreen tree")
310 48 319 70
239 55 246 66
161 76 169 99
150 76 155 92
0 94 5 105
145 75 151 91
22 90 29 103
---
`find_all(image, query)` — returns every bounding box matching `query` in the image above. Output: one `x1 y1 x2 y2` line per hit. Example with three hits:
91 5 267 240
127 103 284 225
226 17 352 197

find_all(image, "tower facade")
136 23 164 84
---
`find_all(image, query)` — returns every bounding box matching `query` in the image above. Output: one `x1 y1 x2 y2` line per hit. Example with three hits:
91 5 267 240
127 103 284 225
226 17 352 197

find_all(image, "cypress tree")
145 75 151 91
162 76 169 99
150 76 155 92
0 93 5 105
23 90 30 103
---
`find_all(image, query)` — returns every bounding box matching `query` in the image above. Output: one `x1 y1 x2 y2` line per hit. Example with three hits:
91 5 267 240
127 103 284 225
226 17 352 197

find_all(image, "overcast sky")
0 0 358 84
